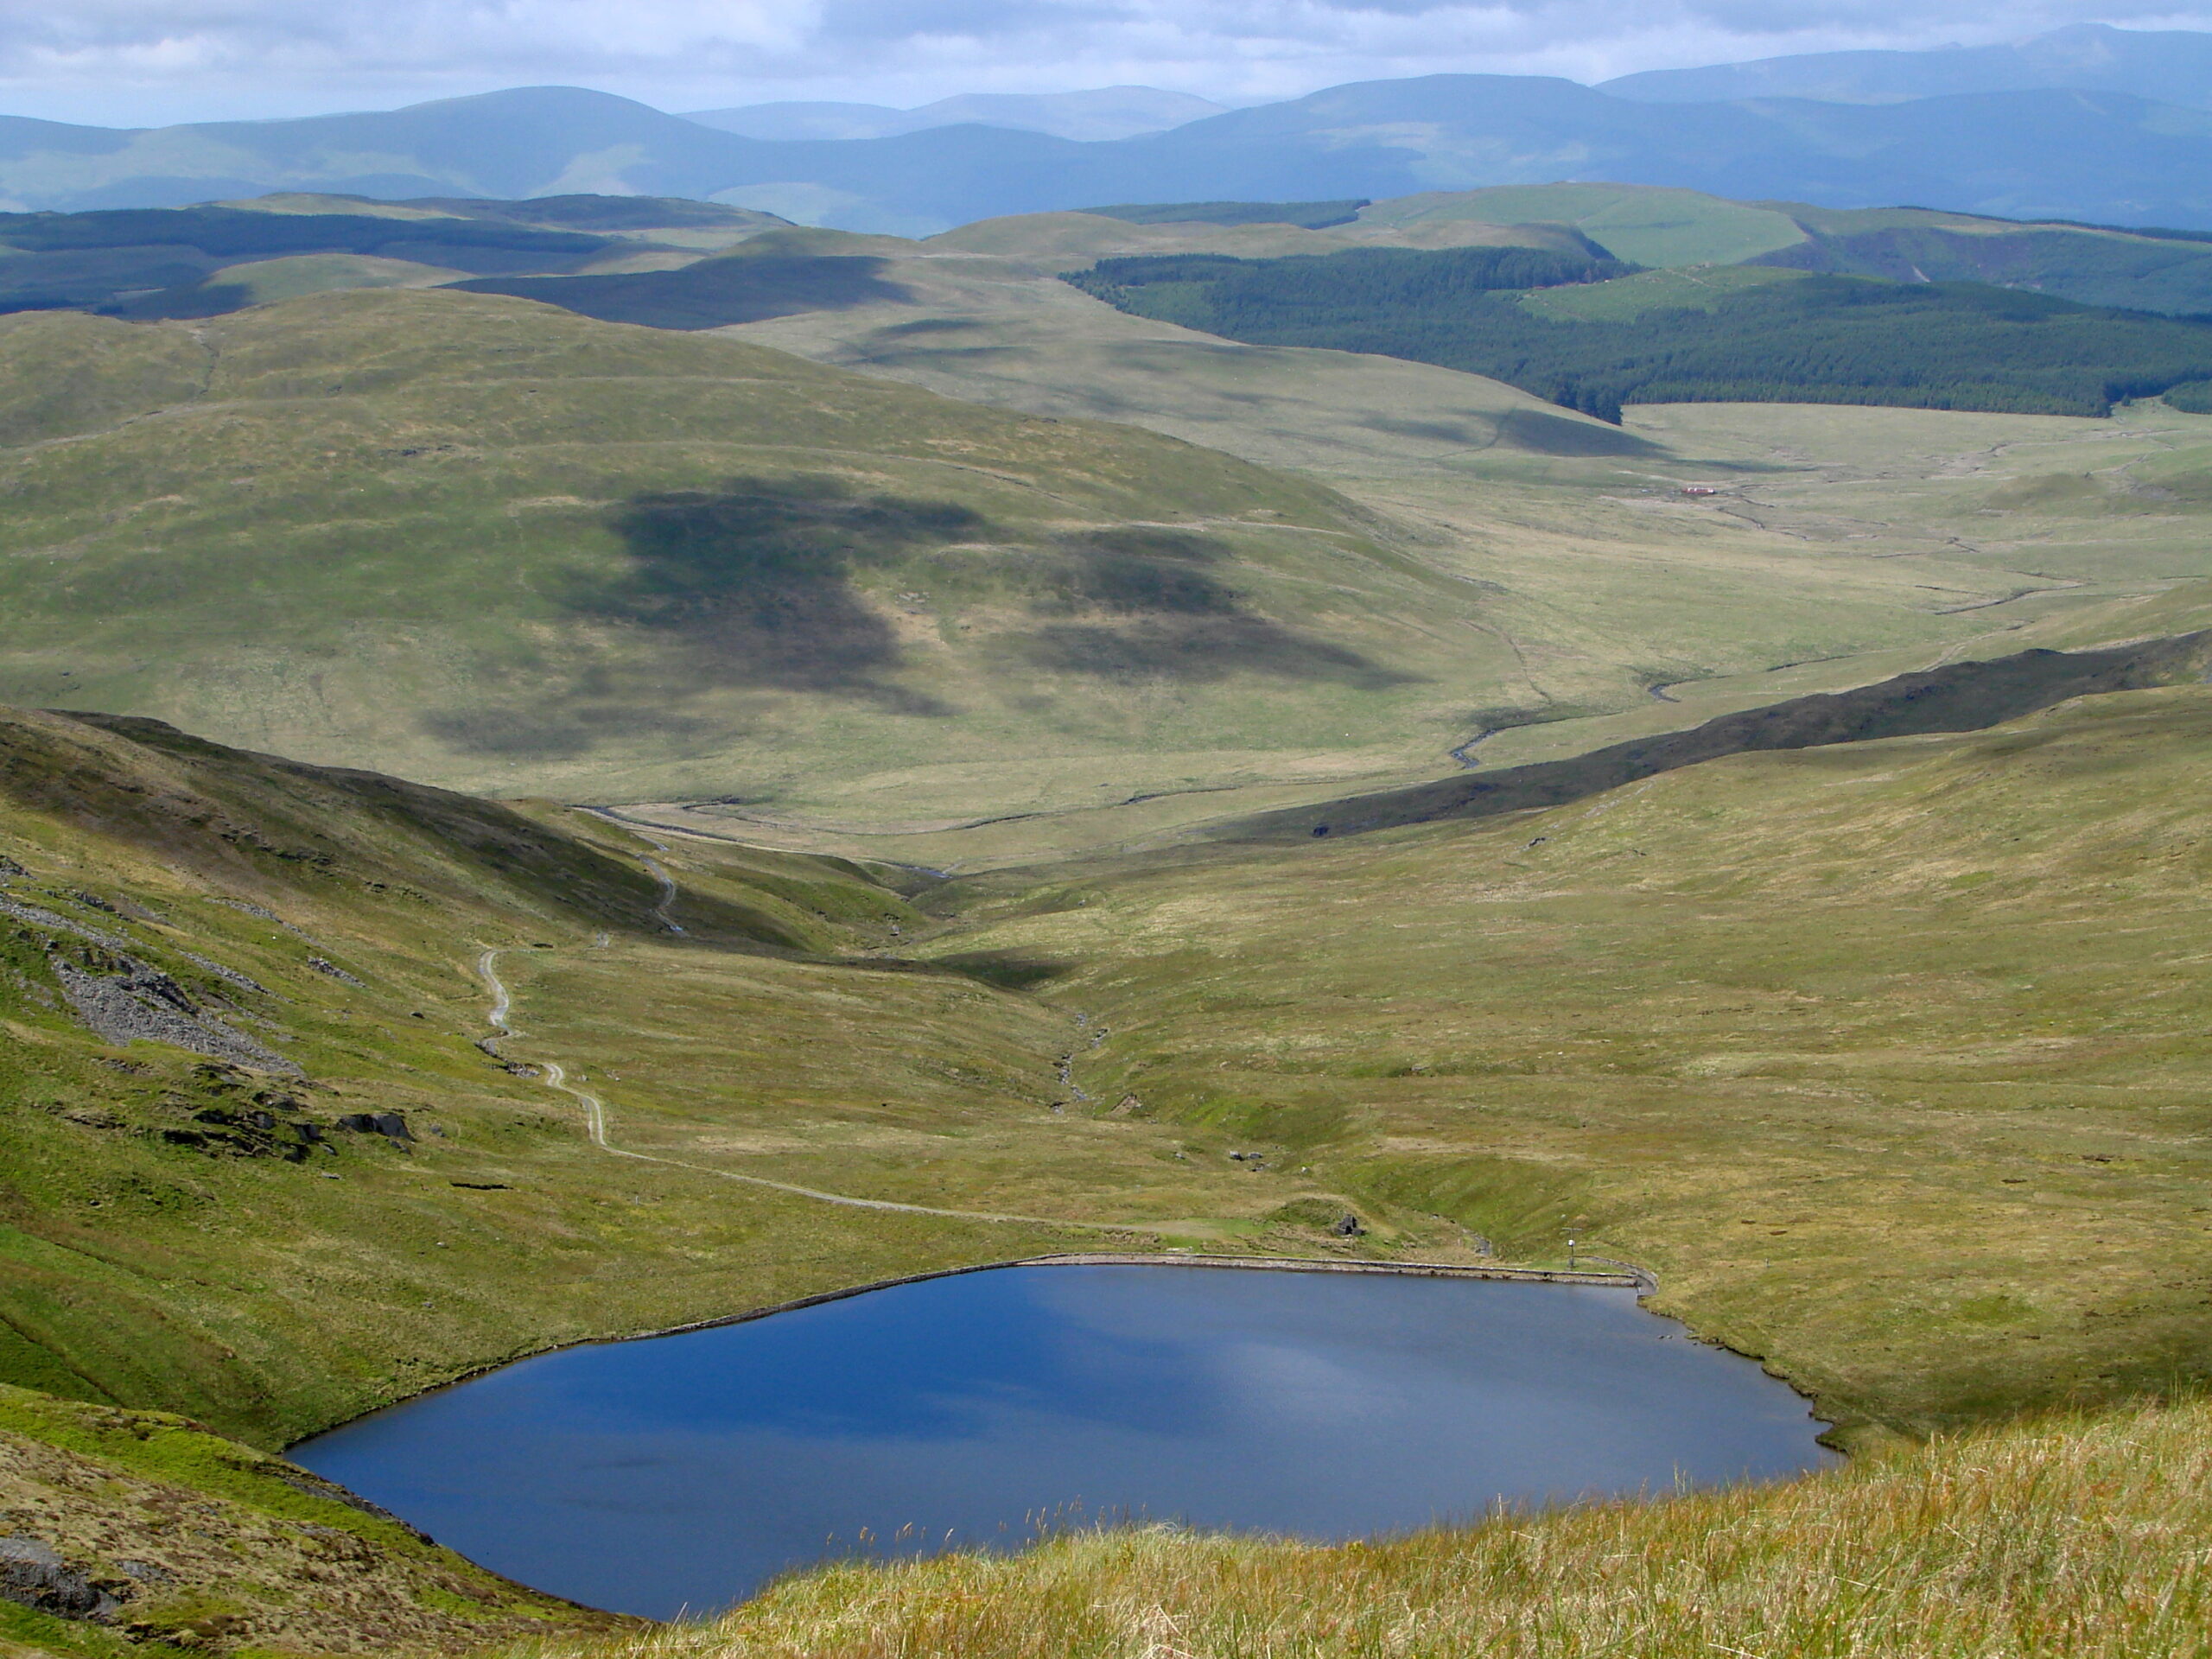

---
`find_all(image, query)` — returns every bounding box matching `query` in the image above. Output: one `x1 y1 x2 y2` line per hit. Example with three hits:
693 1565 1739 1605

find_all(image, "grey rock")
51 957 302 1075
178 950 271 995
0 1535 120 1620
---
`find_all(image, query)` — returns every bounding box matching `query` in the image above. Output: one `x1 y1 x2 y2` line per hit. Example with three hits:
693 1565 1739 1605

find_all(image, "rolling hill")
0 699 1269 1646
22 182 2212 332
0 194 783 320
0 287 1524 813
1345 183 2212 315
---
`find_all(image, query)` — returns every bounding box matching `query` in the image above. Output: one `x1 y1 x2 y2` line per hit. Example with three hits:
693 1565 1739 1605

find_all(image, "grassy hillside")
0 703 1394 1451
1080 200 1371 229
0 288 1507 813
17 273 2131 838
565 1395 2212 1658
1350 183 2212 313
916 680 2212 1436
715 238 2212 855
1754 207 2212 315
1069 246 2212 419
10 655 2212 1643
1351 183 1810 267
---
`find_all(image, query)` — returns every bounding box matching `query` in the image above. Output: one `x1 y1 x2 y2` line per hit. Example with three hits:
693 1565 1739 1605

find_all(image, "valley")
3 121 2212 1655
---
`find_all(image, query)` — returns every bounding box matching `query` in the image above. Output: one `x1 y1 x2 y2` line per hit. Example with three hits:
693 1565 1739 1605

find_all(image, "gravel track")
475 947 1136 1232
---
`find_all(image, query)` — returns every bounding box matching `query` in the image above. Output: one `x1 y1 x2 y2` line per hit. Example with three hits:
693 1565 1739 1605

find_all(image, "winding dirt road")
476 947 1139 1232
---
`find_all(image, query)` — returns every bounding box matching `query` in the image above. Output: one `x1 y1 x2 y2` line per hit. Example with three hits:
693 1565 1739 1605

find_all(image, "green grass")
1071 251 2212 421
17 249 2212 842
0 289 1490 814
175 251 468 303
10 622 2212 1649
0 194 777 320
1349 184 1811 267
0 703 1335 1452
1755 214 2212 315
1517 262 1808 320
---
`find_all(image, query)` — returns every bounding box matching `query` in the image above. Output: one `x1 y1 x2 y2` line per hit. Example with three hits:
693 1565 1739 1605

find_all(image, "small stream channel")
290 1262 1836 1618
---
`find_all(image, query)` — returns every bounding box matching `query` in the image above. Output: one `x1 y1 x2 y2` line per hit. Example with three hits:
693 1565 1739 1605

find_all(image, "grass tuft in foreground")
565 1395 2212 1659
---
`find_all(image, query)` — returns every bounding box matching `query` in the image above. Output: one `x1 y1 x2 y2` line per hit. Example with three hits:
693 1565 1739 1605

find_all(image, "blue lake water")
289 1263 1837 1618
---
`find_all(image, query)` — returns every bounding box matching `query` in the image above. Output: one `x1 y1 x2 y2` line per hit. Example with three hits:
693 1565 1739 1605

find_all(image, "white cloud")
1 1 2209 126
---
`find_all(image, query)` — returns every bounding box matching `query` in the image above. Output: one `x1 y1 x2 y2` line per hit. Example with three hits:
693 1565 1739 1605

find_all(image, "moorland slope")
15 274 2162 842
13 655 2212 1648
0 702 1344 1648
0 289 1500 811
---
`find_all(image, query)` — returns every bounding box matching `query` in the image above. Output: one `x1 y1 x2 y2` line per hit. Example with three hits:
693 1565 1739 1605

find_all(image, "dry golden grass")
570 1395 2212 1659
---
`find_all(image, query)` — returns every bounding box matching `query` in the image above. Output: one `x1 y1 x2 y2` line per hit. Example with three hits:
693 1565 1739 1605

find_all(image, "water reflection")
291 1265 1835 1618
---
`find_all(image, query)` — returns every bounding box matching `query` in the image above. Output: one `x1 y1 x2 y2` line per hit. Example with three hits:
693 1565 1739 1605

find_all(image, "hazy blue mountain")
1038 78 2212 231
1602 23 2212 109
10 68 2212 231
683 86 1226 143
0 86 763 211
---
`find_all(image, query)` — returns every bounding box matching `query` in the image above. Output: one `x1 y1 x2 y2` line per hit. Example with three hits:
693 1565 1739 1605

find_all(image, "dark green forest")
1065 247 2212 420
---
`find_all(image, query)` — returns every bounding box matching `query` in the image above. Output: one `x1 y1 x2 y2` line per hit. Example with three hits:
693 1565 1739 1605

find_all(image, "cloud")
3 2 2211 126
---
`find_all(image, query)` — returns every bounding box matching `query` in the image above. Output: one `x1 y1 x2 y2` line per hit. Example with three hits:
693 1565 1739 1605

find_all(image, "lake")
289 1262 1837 1618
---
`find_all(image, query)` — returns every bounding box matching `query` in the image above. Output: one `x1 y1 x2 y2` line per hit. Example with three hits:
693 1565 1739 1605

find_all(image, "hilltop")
8 57 2212 231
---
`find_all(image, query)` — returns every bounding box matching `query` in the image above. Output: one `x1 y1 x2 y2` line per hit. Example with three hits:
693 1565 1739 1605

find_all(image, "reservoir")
290 1262 1837 1618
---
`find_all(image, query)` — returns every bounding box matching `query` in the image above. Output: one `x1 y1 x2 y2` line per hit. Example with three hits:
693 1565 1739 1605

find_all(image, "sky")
6 1 2212 129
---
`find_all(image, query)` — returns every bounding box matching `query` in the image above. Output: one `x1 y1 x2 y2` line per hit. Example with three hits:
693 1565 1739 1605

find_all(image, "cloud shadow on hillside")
995 528 1416 689
451 255 912 331
425 475 975 760
585 475 974 709
425 490 1415 760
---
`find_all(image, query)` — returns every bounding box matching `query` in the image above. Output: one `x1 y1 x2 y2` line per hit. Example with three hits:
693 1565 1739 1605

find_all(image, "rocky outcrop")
0 1534 119 1619
1 890 298 1071
49 955 300 1076
0 1385 632 1653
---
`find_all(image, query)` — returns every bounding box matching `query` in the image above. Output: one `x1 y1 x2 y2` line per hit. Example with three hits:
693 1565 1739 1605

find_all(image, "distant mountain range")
1601 22 2212 108
6 25 2212 232
683 86 1227 143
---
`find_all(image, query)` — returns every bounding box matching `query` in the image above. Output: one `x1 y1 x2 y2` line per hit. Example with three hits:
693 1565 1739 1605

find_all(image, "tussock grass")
578 1397 2212 1658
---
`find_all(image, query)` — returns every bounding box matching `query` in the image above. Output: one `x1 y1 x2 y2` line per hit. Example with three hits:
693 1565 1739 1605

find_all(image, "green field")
16 276 2183 845
1350 183 1813 268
